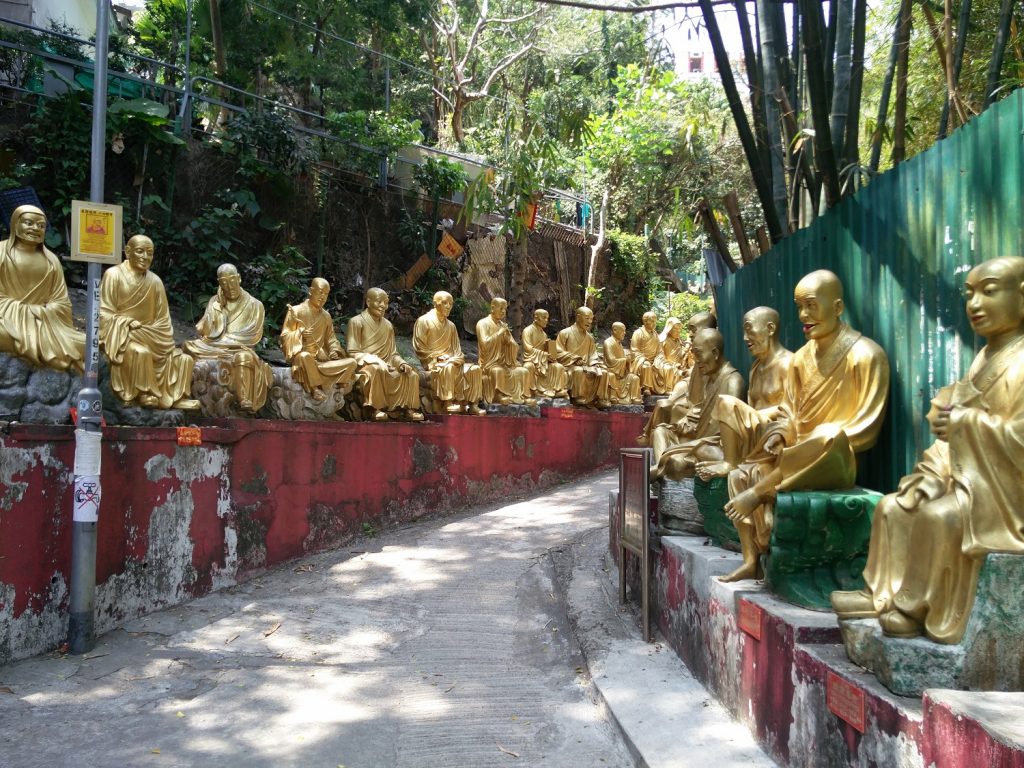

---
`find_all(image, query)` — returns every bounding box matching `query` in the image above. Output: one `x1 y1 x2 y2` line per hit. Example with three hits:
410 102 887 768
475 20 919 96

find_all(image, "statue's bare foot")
138 394 159 408
696 460 734 481
725 488 761 522
311 388 327 403
468 403 486 415
555 390 568 398
719 560 762 583
172 398 200 410
636 433 649 446
373 410 389 422
407 410 425 422
445 403 463 414
498 396 513 406
239 398 255 412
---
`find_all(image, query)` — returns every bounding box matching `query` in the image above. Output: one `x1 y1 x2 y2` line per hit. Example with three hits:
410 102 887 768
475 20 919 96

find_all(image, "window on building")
689 55 703 73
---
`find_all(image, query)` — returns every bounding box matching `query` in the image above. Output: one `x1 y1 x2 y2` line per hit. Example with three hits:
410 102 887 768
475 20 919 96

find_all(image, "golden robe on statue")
861 338 1024 642
347 309 419 411
603 334 641 404
183 286 271 410
280 301 356 393
413 310 482 404
629 326 670 392
555 323 610 405
717 323 889 550
522 323 567 397
0 222 84 372
100 261 195 407
476 314 532 404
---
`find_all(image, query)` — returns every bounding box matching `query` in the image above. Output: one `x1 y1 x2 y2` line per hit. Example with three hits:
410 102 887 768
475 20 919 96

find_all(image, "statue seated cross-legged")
629 312 677 396
602 322 642 404
413 290 484 415
476 297 534 406
347 287 423 422
712 270 890 583
555 306 611 408
521 308 568 399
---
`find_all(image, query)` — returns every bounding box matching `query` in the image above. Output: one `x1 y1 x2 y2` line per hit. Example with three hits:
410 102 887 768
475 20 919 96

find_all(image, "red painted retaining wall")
0 408 644 663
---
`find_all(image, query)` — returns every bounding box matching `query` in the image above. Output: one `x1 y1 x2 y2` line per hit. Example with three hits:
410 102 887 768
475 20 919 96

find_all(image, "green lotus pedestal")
764 488 881 610
694 476 739 550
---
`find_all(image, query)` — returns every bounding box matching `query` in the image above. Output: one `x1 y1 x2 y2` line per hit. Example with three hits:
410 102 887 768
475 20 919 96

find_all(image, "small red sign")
826 671 866 733
737 598 763 640
558 409 575 419
176 427 202 446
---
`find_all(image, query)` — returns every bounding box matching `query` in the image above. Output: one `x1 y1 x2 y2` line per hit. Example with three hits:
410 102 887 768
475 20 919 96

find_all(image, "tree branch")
527 0 741 12
473 42 536 97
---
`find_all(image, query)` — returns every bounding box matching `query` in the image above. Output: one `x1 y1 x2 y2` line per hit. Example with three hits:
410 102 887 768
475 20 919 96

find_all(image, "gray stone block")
656 477 705 535
19 402 72 424
842 553 1024 696
0 387 26 417
26 368 75 405
0 353 33 388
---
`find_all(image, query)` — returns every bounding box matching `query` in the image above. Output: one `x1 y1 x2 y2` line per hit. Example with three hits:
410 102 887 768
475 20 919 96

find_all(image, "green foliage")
218 109 316 181
413 156 467 200
606 229 659 327
244 245 312 341
669 292 714 326
326 110 422 177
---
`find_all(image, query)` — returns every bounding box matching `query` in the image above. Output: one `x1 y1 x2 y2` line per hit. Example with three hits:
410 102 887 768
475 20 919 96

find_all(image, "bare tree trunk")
824 0 839 105
891 0 913 165
799 0 841 207
985 0 1015 106
695 199 739 273
757 0 788 229
585 189 610 309
779 87 820 221
698 0 784 242
869 15 901 174
844 0 867 176
735 0 771 187
829 0 854 176
208 0 230 127
939 0 972 137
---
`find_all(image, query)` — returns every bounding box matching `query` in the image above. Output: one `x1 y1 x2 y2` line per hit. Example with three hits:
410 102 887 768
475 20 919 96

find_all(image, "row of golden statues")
647 260 1024 648
1 205 698 421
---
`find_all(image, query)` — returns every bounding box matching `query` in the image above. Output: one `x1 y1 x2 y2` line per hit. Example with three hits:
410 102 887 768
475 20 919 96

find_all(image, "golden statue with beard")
100 235 199 409
183 264 271 412
832 258 1024 643
0 205 84 372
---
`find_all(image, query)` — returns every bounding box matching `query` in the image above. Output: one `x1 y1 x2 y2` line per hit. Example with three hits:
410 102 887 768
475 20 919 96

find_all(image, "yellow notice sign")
70 200 123 264
437 232 464 260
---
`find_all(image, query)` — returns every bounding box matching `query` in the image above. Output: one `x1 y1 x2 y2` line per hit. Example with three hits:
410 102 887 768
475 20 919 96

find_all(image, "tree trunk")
939 0 972 137
829 0 854 179
585 189 610 308
779 87 820 222
799 0 841 208
698 0 784 242
891 0 913 165
869 15 901 174
824 0 839 105
757 0 788 229
735 0 771 188
985 0 1015 106
208 0 230 127
844 0 867 176
509 231 530 329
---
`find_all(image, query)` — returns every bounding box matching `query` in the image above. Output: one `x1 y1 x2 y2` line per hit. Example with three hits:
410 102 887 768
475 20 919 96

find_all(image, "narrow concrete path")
0 471 774 768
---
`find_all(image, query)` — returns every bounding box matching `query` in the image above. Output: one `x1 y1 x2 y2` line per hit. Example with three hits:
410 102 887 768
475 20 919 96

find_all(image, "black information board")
619 447 652 642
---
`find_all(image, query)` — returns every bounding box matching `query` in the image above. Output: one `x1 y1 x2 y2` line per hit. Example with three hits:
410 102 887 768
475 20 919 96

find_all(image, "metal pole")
68 0 110 655
378 61 390 189
177 0 193 128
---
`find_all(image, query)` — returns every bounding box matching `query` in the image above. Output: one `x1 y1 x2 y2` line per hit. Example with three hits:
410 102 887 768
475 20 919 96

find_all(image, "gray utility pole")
68 0 110 655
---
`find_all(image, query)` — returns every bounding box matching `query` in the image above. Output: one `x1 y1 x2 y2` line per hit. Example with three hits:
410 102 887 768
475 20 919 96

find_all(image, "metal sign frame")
619 447 652 642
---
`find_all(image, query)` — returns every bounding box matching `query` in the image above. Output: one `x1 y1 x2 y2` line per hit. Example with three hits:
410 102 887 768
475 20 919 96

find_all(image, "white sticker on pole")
73 428 102 475
73 475 101 522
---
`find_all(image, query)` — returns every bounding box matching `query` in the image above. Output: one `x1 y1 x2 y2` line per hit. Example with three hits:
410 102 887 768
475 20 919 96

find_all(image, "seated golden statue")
650 328 746 480
630 312 673 395
655 316 689 384
832 257 1024 642
0 205 84 372
346 287 423 421
280 277 356 403
521 308 568 398
716 270 890 582
695 306 793 480
476 297 534 405
602 322 642 404
99 235 198 409
637 311 717 445
413 290 484 415
555 306 611 408
183 264 272 412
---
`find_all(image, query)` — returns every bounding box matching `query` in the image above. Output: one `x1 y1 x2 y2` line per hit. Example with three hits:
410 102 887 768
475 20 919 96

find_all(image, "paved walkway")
0 471 773 767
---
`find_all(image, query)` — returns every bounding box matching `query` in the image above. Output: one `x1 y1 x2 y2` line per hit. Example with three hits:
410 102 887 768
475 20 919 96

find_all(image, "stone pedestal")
0 353 80 424
695 476 738 550
841 553 1024 697
765 488 880 610
484 402 542 417
261 367 354 421
655 477 704 535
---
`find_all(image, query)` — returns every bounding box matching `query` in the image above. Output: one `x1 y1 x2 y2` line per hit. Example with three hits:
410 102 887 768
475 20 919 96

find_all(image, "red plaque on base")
737 598 763 640
826 671 866 732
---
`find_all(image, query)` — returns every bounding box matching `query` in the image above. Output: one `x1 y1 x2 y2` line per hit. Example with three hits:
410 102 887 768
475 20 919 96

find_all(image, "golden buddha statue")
555 306 611 408
346 287 423 421
629 312 670 395
650 328 746 480
832 257 1024 643
99 235 199 409
476 297 534 405
521 308 568 399
602 322 642 404
279 277 356 403
695 306 793 480
656 316 689 382
412 290 484 415
637 311 717 445
0 205 84 372
183 263 272 412
716 270 890 582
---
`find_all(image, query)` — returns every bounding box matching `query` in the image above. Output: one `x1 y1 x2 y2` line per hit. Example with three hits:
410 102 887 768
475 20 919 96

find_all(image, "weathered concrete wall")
0 408 644 664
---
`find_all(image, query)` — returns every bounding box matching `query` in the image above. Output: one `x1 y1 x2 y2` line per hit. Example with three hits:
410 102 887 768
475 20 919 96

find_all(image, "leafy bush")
670 292 714 327
606 229 659 327
413 156 467 200
326 110 422 177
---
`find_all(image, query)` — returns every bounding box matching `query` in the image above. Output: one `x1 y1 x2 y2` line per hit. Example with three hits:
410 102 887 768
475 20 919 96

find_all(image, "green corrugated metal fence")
716 89 1024 493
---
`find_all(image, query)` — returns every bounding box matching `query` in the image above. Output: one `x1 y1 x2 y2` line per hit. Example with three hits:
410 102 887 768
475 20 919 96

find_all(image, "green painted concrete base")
695 476 739 551
841 553 1024 696
764 488 880 610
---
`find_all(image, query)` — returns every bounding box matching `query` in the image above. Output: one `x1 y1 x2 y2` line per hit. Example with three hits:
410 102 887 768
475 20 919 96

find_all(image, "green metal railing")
716 89 1024 493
